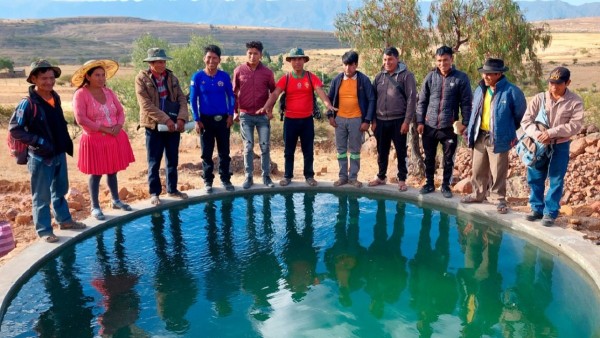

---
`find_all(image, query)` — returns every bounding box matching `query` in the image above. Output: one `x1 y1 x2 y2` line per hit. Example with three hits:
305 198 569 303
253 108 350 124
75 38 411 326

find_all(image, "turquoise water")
1 192 600 337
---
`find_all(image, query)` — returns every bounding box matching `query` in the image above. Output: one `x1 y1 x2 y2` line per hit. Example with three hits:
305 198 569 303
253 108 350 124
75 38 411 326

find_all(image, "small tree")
131 34 169 71
0 57 14 72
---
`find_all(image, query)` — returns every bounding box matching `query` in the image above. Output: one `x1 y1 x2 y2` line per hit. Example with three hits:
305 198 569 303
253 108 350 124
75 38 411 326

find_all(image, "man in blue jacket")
463 58 526 213
327 51 375 188
417 46 472 198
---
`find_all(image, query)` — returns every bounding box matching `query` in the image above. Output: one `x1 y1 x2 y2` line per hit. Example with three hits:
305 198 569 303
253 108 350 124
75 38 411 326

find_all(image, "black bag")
161 98 181 123
278 72 322 121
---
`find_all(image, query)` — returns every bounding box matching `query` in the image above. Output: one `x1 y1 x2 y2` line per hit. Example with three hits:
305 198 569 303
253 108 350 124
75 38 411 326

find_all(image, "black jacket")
8 85 73 159
327 71 376 123
416 66 472 129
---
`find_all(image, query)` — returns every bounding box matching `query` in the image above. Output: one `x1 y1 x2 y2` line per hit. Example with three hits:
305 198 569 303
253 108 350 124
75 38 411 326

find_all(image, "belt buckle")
214 115 223 122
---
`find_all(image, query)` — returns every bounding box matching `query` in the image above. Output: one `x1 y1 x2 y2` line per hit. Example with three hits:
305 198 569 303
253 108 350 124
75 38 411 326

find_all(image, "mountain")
2 0 600 31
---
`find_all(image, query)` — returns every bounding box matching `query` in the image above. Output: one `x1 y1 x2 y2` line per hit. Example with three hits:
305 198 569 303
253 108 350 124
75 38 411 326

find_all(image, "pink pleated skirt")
78 129 135 175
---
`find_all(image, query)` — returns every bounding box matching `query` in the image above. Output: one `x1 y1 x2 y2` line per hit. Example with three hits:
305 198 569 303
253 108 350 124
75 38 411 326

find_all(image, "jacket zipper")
437 75 445 128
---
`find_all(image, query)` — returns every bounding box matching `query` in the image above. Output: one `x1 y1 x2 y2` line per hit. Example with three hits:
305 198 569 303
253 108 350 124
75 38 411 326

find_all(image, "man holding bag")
521 67 584 226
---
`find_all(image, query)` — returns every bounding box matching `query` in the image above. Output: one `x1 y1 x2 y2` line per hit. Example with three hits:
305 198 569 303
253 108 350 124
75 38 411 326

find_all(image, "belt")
203 114 228 121
240 111 265 116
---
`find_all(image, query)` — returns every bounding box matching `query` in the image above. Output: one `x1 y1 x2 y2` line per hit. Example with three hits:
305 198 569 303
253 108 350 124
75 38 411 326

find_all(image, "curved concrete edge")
1 181 599 324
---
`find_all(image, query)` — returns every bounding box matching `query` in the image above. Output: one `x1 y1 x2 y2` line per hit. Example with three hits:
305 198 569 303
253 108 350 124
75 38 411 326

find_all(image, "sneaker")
91 208 105 221
333 178 348 187
168 191 189 199
525 211 543 222
243 176 254 189
541 215 555 227
348 179 363 188
112 199 132 211
263 176 275 188
280 178 292 186
205 182 213 193
223 181 235 192
306 178 318 187
441 186 453 198
419 184 435 194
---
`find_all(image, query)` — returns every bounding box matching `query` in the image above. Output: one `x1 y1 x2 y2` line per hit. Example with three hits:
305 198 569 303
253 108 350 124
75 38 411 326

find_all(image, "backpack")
515 94 551 167
278 71 322 121
7 98 38 165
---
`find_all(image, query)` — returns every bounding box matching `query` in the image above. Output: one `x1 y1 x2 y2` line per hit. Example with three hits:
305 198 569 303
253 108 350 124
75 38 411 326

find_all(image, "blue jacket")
467 76 527 153
189 70 235 120
326 71 375 123
416 66 472 129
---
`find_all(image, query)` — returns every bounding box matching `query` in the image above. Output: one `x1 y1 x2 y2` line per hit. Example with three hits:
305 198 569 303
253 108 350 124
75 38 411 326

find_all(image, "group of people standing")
8 40 584 243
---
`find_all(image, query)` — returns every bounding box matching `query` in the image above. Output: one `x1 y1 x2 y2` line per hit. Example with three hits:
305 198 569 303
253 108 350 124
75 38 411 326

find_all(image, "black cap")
548 67 570 84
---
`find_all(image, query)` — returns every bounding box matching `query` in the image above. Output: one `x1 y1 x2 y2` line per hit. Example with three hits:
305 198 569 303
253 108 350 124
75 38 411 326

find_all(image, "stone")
591 201 600 213
586 126 600 135
569 138 587 157
15 214 32 225
118 187 130 201
560 205 574 216
585 145 597 154
6 208 19 221
69 201 83 211
573 205 595 217
453 178 472 194
321 167 328 174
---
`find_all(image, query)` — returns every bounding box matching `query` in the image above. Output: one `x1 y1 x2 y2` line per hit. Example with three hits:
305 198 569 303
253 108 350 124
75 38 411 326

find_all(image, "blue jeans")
527 141 570 219
239 113 271 177
283 116 314 179
146 128 181 196
28 152 73 236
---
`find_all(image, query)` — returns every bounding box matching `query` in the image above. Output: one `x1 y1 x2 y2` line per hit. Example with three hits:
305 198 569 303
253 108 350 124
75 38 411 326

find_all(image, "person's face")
436 54 453 75
290 57 305 72
549 80 570 97
343 62 358 78
383 54 399 73
482 72 502 87
246 48 262 67
149 60 167 74
31 69 56 93
86 67 106 88
204 51 221 72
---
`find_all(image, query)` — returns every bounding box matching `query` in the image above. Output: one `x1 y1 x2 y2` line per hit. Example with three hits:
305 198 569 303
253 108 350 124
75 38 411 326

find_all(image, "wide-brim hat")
143 48 173 62
71 59 119 87
285 47 309 62
27 59 61 84
478 58 509 73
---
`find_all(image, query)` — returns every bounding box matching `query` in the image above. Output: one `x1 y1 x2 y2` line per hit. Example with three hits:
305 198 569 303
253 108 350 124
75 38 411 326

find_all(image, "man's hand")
417 124 424 135
400 122 409 135
195 121 204 134
457 123 467 135
166 119 176 132
371 120 377 133
226 115 234 128
360 122 369 132
233 112 240 123
537 131 551 144
176 119 185 132
328 116 337 128
267 111 274 120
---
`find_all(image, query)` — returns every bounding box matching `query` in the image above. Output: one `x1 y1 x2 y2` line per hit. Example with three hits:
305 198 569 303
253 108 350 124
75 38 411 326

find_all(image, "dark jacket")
8 85 73 159
417 66 472 129
467 76 527 153
326 71 376 123
372 62 417 123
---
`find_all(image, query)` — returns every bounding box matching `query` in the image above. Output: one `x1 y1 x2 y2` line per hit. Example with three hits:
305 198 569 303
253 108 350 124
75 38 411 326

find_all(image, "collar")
150 69 166 80
343 73 358 80
245 62 263 70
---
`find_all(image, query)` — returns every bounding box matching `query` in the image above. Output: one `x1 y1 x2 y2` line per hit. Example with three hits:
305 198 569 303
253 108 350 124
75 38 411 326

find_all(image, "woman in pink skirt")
72 60 135 220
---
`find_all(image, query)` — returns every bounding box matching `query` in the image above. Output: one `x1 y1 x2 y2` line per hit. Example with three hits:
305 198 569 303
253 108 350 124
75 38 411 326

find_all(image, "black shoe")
541 215 555 227
223 181 235 192
525 211 543 222
419 184 435 194
263 176 275 188
243 176 253 189
441 186 453 198
204 182 213 193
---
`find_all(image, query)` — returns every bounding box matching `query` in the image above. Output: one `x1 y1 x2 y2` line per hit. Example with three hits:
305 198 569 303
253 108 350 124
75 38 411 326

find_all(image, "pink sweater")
73 86 125 133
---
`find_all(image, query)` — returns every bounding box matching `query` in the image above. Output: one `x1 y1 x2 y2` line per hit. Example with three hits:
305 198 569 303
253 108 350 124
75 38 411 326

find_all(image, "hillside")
0 17 343 65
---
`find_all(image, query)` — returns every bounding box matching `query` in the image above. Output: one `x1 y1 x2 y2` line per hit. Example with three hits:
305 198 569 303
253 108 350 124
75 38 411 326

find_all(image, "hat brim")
71 60 119 87
143 56 173 62
548 78 567 84
478 66 509 74
285 56 309 62
26 66 61 84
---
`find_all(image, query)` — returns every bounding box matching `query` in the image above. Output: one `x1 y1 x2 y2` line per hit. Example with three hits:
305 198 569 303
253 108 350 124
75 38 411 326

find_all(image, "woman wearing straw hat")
72 60 135 220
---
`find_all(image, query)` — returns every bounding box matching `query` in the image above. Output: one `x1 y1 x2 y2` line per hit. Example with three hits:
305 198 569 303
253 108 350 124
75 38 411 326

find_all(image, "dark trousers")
422 125 458 187
200 115 231 183
146 128 181 196
283 117 314 179
374 118 408 181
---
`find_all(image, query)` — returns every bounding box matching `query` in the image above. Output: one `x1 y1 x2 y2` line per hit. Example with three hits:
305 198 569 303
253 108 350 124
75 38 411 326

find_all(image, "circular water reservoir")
1 192 599 337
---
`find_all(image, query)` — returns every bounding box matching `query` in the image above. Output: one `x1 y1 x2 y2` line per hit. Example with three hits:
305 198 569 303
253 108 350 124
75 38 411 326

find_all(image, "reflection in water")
282 193 319 302
324 195 366 307
203 198 240 317
3 192 600 337
364 200 408 318
409 209 458 337
92 228 146 337
34 246 94 337
241 195 282 321
151 206 198 333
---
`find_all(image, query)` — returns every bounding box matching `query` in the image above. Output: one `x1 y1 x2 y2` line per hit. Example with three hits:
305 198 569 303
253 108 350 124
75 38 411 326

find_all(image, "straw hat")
71 59 119 87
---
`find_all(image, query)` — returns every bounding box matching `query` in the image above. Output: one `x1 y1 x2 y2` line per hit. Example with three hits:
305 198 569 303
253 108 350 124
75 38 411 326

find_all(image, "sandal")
497 201 509 214
43 234 59 243
59 220 86 230
168 191 189 199
348 179 363 188
398 181 408 192
150 195 162 206
306 178 318 187
112 200 132 211
368 177 386 187
460 195 481 204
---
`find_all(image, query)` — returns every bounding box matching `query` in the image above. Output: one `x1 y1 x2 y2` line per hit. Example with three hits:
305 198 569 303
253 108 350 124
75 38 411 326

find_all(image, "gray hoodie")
372 62 417 123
